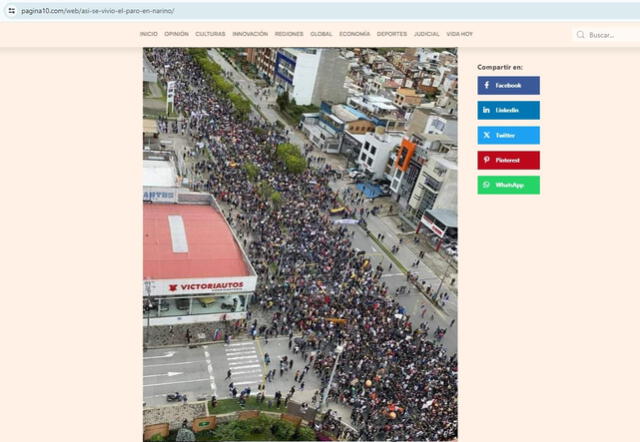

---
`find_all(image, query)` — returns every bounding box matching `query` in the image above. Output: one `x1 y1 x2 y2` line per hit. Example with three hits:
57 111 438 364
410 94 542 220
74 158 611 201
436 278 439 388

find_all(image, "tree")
243 162 259 182
277 90 290 111
257 180 273 200
294 425 317 441
284 155 306 174
271 419 296 441
276 143 307 175
229 93 251 119
175 427 196 442
270 191 283 208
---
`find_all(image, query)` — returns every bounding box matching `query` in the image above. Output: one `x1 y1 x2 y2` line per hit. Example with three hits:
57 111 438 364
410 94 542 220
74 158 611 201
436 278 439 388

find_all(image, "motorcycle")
167 392 186 402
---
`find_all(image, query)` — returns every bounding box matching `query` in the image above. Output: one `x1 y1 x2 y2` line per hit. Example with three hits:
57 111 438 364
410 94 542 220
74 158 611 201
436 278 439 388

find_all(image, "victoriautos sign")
143 186 178 203
144 276 257 296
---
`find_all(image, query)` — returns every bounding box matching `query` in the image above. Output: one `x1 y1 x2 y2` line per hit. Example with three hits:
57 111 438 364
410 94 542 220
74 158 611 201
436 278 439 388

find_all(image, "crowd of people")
145 48 457 441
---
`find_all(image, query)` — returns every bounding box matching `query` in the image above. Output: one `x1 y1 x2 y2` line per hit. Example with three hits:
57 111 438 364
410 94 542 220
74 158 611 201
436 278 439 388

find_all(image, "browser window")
1 1 639 441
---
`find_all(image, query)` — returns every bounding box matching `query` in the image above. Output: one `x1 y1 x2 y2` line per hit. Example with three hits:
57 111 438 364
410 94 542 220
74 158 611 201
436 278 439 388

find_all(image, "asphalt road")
143 347 211 406
144 337 326 407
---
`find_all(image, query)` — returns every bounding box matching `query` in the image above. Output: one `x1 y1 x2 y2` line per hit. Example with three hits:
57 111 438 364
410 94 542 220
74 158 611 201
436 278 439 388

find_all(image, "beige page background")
0 46 638 440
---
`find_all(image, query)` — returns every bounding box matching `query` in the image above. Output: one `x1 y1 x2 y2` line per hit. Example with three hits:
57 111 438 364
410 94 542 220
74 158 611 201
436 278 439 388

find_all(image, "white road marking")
372 247 377 252
203 345 217 396
228 342 255 347
227 355 260 361
233 381 260 386
144 378 210 388
224 350 257 355
143 352 175 360
144 361 201 368
382 273 404 277
231 369 262 375
228 363 261 369
229 355 258 368
143 371 183 378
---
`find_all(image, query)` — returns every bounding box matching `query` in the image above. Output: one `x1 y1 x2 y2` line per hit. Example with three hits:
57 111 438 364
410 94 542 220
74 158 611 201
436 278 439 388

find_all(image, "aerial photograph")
142 47 458 441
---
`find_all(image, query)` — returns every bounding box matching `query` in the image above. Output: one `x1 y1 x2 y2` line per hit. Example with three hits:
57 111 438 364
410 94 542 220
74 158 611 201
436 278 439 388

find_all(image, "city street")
144 337 326 407
200 49 458 352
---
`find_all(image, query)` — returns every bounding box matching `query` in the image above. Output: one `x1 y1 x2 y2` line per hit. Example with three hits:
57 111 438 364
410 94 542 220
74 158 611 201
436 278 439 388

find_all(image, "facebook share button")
478 76 540 95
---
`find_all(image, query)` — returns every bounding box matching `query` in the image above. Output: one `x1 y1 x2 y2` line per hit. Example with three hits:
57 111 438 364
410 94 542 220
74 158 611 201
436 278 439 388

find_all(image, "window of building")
363 141 370 151
367 157 373 166
360 152 367 161
370 146 377 155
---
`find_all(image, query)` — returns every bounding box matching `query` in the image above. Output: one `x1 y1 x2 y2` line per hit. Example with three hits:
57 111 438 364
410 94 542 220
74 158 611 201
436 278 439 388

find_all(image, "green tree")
271 420 296 441
243 162 259 182
277 90 290 111
293 425 317 441
270 191 283 207
284 155 307 174
210 420 251 441
276 143 307 174
229 93 252 119
175 427 196 442
257 180 273 200
212 74 233 94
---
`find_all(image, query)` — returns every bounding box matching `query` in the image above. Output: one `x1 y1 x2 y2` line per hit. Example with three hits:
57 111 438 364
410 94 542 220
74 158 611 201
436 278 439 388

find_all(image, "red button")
478 151 540 170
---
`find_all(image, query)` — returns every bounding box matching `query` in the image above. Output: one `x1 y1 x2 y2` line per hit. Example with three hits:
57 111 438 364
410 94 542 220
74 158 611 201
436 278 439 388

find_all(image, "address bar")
572 27 640 42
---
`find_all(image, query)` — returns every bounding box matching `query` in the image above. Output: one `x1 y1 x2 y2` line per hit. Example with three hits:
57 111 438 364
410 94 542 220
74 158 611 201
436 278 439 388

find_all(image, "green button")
478 175 540 194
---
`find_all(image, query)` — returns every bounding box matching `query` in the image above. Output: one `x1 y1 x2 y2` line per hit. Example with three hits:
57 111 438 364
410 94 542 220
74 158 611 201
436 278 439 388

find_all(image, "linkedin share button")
478 101 540 120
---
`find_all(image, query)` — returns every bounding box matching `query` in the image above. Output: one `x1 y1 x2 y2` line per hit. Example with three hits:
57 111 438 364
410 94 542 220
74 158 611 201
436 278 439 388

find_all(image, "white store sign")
144 276 257 297
143 186 178 203
421 215 446 238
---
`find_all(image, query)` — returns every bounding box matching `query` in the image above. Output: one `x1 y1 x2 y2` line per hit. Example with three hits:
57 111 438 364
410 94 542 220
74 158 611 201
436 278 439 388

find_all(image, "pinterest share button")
478 151 540 170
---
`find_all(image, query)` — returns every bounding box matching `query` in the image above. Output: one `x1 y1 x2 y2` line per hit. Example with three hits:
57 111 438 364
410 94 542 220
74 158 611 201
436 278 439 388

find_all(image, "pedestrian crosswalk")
224 342 264 394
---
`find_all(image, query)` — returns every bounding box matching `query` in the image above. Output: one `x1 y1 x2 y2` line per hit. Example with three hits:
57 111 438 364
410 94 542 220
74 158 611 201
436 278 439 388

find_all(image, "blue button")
478 126 540 144
478 76 540 95
478 101 540 120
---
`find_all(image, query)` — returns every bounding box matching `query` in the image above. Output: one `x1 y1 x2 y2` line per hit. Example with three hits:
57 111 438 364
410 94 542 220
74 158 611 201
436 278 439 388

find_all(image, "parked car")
348 168 364 179
176 298 190 310
198 297 217 308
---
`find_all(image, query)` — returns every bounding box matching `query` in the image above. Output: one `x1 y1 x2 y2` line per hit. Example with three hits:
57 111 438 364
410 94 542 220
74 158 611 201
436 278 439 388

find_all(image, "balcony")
423 175 442 191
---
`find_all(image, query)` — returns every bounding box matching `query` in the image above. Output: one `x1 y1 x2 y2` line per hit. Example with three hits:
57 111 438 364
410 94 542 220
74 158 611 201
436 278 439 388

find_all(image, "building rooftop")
143 204 250 280
425 209 458 228
143 159 178 188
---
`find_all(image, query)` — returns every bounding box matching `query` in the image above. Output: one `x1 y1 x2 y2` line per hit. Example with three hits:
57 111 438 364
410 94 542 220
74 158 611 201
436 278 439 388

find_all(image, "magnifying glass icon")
576 30 585 38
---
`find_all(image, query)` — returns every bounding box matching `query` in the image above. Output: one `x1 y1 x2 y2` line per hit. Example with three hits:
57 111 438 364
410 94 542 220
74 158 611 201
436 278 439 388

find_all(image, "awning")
424 209 457 228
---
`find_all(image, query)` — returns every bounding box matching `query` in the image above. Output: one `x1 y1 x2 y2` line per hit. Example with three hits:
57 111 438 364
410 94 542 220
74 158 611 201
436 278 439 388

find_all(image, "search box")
573 27 640 42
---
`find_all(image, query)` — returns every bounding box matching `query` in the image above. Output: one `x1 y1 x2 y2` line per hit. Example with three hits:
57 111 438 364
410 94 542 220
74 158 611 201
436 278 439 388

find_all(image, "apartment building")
274 48 349 106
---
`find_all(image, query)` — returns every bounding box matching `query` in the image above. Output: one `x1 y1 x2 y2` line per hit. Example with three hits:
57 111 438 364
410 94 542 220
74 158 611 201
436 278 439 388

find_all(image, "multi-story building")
300 102 376 154
407 150 458 223
406 106 458 140
255 48 277 83
347 94 405 131
244 48 258 64
394 88 425 110
355 129 404 179
274 48 349 106
388 130 456 211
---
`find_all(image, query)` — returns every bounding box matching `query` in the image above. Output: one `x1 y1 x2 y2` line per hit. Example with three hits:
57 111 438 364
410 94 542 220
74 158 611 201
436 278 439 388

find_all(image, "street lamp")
144 279 153 350
434 254 453 299
321 344 344 410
